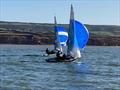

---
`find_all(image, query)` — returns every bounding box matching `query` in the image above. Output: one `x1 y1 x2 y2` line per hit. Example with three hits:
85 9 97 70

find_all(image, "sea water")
0 45 120 90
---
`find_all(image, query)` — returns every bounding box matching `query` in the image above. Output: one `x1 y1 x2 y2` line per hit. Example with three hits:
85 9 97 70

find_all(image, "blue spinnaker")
55 26 68 46
74 20 89 49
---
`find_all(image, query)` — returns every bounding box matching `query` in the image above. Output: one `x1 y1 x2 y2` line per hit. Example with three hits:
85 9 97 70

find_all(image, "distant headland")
0 21 120 46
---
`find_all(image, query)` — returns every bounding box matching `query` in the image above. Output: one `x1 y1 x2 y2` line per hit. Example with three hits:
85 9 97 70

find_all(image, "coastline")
0 33 120 46
0 21 120 46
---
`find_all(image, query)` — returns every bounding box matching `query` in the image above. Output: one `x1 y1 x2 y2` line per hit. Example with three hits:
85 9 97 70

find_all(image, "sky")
0 0 120 25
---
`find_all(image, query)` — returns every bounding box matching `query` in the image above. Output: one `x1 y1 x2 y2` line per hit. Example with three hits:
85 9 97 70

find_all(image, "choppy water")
0 45 120 90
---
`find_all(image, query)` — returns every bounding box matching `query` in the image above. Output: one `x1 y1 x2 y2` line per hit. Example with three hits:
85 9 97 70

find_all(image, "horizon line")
0 20 120 26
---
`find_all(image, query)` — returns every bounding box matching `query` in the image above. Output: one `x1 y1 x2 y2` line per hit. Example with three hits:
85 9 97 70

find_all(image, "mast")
70 4 74 20
67 4 74 55
54 16 57 27
54 16 62 52
67 4 81 59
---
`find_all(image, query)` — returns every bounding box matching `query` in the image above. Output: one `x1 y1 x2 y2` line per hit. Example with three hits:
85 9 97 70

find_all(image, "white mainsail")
67 5 81 59
67 5 89 59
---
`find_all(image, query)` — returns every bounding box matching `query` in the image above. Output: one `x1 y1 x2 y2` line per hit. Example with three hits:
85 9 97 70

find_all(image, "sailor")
56 48 61 52
63 54 66 59
56 51 63 59
46 48 49 53
56 51 70 61
46 48 56 55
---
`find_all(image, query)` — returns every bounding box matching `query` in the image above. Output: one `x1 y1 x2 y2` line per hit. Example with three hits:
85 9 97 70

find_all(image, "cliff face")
1 34 120 46
0 34 54 44
88 36 120 46
0 21 120 46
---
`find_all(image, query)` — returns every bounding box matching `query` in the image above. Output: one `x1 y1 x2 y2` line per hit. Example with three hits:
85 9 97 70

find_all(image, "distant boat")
45 16 68 55
46 5 89 62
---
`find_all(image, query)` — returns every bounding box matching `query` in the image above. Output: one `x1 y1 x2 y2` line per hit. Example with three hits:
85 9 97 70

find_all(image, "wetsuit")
46 48 56 55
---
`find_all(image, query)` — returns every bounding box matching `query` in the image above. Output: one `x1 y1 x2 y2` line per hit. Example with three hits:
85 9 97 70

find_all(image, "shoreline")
0 44 120 46
0 34 120 46
0 21 120 46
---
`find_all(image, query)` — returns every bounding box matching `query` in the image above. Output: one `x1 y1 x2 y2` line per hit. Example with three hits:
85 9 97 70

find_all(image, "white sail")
67 5 89 59
67 5 81 59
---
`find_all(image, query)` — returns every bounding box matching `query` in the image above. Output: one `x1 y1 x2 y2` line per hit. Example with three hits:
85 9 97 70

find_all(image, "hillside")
0 21 120 45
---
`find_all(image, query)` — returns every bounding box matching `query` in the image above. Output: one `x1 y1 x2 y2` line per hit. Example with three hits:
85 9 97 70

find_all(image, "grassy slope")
0 21 120 45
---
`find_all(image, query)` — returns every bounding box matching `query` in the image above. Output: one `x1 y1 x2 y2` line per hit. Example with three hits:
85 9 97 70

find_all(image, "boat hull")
46 58 75 63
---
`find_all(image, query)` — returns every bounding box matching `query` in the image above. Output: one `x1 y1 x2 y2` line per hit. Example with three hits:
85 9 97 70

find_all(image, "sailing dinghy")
45 16 68 56
46 5 89 62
